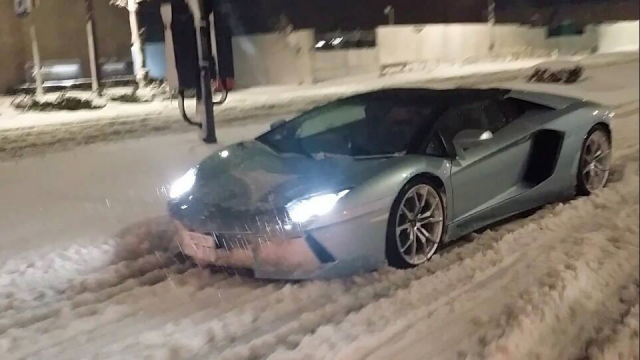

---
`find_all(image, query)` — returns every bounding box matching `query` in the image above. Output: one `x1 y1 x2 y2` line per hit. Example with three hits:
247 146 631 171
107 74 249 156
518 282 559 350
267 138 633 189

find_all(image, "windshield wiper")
312 152 405 160
352 152 406 160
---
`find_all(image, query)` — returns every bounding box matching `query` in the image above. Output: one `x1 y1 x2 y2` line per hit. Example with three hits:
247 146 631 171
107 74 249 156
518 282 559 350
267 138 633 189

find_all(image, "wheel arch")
593 122 612 141
404 173 447 197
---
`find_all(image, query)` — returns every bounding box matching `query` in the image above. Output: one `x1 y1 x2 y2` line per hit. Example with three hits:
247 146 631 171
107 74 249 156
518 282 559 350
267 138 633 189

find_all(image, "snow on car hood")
173 141 387 214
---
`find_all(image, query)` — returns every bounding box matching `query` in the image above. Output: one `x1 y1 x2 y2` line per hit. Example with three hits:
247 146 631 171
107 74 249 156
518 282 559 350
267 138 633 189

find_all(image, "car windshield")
257 96 440 157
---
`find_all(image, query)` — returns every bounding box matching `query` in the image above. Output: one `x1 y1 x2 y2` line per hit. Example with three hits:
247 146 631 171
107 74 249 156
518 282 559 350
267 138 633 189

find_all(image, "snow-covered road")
0 60 638 360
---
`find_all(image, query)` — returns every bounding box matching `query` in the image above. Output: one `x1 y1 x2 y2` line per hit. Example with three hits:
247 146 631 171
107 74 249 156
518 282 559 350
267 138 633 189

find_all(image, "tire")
386 177 446 269
577 126 612 196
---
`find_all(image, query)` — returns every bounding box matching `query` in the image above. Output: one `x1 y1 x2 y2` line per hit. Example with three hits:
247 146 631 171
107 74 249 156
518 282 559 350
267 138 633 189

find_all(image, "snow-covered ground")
0 60 638 360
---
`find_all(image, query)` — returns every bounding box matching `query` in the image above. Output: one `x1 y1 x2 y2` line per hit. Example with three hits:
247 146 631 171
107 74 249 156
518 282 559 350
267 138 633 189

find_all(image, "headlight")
169 168 197 199
286 190 350 223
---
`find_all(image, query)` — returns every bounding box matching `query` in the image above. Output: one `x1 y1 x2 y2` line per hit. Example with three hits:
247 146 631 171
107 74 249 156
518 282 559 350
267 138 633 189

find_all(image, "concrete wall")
377 23 611 67
376 25 422 66
493 25 547 57
313 49 379 82
597 21 640 53
0 0 130 92
233 21 637 87
232 30 315 89
376 24 493 65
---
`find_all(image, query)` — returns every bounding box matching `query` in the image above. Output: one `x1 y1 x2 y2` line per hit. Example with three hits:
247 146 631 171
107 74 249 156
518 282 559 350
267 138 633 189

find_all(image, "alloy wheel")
581 130 612 193
395 184 444 265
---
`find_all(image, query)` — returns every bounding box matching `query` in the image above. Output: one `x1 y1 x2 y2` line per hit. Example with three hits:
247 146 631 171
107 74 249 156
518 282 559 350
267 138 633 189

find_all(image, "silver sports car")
168 88 614 280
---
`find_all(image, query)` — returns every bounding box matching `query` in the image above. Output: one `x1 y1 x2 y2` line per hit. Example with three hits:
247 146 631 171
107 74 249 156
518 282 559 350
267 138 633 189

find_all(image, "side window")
483 98 528 134
498 98 527 121
483 102 510 133
438 102 490 148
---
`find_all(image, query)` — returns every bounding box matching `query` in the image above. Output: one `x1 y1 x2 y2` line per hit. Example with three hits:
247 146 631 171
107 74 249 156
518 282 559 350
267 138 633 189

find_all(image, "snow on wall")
598 21 640 53
313 49 379 82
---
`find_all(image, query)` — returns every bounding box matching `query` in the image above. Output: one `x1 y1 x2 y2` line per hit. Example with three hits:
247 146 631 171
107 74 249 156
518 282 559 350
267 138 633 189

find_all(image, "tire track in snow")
0 253 167 315
481 227 639 359
9 271 270 360
1 267 235 354
0 263 189 342
88 280 283 360
0 242 117 313
587 302 640 360
582 282 640 360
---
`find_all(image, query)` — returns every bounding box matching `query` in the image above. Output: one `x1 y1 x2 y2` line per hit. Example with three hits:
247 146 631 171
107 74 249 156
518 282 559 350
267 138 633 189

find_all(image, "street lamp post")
488 0 496 52
384 5 395 26
15 0 44 98
85 0 102 94
186 0 217 143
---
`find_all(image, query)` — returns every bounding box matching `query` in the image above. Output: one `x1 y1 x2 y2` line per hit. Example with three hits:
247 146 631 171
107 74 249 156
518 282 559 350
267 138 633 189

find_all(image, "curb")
1 54 637 161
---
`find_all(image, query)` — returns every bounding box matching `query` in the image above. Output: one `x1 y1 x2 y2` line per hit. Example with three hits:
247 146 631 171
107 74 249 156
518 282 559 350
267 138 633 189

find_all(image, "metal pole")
28 17 44 98
128 0 146 89
384 6 395 25
187 0 217 143
488 0 496 52
85 0 102 94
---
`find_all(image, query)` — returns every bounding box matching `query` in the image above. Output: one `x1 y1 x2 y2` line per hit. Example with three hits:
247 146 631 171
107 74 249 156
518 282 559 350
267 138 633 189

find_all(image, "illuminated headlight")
169 168 197 199
286 190 350 224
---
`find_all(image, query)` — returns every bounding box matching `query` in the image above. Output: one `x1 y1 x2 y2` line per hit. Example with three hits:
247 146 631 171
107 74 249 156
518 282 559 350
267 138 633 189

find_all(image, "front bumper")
169 195 392 280
175 221 357 280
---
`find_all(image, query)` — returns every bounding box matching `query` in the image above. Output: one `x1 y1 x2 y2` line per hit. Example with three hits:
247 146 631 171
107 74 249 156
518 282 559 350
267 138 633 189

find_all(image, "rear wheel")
386 178 446 269
577 126 612 196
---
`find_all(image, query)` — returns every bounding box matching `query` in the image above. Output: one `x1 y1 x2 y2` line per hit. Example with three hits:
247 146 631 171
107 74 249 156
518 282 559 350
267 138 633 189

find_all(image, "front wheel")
386 178 446 269
577 126 612 196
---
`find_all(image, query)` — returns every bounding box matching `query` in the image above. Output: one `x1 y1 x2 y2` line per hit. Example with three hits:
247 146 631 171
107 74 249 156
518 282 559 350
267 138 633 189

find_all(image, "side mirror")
270 119 287 130
453 129 493 155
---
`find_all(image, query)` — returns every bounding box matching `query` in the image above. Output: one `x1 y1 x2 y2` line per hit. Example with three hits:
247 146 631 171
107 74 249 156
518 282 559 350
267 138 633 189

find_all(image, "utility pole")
186 0 217 143
384 5 395 25
85 0 102 94
28 18 44 98
488 0 496 53
128 0 147 89
16 0 44 98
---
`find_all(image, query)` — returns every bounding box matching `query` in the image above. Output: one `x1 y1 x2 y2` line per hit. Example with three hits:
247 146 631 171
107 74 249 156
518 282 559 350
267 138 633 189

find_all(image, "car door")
438 100 534 224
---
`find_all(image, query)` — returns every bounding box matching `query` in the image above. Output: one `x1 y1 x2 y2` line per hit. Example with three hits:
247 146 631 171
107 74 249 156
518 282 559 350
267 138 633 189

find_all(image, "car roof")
346 88 511 107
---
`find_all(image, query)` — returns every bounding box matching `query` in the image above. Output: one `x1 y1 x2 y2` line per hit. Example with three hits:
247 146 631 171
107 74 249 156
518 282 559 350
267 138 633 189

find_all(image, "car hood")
172 141 390 215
